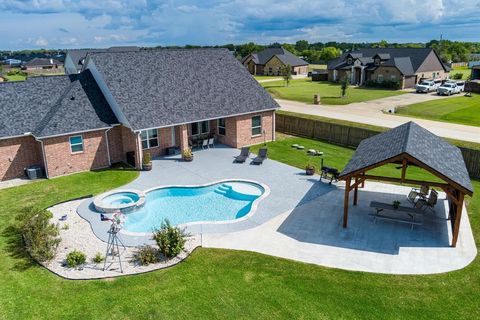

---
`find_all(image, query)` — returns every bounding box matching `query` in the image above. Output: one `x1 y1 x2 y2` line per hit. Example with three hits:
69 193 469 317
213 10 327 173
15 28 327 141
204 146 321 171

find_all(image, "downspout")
272 111 276 141
104 127 112 167
134 130 143 170
33 135 49 178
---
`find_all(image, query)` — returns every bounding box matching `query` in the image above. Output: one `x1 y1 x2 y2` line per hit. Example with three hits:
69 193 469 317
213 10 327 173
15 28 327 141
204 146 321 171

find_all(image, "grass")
4 74 27 81
0 148 480 319
396 93 480 127
254 75 282 81
451 66 471 80
308 63 327 71
277 110 480 150
262 78 406 105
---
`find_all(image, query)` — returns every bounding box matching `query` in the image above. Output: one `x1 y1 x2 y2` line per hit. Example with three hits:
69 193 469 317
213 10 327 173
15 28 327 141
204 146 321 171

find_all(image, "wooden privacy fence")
276 113 480 179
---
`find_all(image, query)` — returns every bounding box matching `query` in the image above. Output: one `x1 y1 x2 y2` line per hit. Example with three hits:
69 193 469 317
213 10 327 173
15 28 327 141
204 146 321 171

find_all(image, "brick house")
327 48 450 89
0 49 279 181
22 57 62 71
242 47 309 76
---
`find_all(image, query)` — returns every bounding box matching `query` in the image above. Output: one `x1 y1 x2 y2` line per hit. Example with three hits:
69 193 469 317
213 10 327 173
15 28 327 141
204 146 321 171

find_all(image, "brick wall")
42 130 110 177
0 136 43 181
293 65 308 75
217 111 274 148
141 127 175 158
107 125 124 163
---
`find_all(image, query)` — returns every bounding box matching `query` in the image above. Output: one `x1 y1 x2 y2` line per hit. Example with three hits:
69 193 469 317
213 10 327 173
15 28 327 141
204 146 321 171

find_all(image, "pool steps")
214 184 258 201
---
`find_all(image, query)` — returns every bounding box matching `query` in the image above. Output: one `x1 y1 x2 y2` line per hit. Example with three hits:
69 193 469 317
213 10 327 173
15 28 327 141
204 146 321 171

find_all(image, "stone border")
93 189 146 213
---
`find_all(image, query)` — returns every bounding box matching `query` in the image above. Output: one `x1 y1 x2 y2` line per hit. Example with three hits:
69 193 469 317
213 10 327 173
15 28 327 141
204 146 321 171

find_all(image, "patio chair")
252 148 267 165
201 139 209 149
208 138 215 148
415 189 438 213
234 147 250 163
407 185 429 204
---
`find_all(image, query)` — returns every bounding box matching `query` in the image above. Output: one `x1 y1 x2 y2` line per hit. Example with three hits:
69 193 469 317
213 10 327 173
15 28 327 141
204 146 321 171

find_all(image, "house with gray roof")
242 47 308 76
0 48 279 181
327 48 450 89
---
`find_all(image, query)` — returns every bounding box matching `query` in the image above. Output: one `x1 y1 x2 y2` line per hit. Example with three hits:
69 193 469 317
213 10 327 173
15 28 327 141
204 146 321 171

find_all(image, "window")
191 121 209 136
217 118 226 136
347 58 352 64
251 116 262 136
374 58 380 65
69 135 84 153
140 129 159 149
377 74 384 82
390 75 396 81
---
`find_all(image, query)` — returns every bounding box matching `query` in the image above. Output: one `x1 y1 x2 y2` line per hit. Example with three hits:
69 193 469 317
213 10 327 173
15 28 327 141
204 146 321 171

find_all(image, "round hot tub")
93 189 146 213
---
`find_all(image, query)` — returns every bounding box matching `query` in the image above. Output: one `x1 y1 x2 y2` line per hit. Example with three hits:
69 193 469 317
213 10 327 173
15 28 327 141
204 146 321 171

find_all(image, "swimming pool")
120 181 266 233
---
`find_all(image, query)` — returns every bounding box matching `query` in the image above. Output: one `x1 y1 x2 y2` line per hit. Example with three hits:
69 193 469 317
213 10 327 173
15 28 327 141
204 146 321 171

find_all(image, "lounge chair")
234 147 250 163
208 138 215 148
201 139 209 149
252 148 267 165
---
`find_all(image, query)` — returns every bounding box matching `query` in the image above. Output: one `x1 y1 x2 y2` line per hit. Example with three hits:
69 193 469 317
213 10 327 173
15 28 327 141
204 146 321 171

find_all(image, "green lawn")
451 66 471 80
397 93 480 127
262 78 406 105
254 75 282 81
4 74 26 81
1 146 480 319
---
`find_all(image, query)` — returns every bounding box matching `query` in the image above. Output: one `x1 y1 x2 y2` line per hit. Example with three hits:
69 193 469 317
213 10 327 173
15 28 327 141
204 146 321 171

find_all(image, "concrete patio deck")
77 145 476 274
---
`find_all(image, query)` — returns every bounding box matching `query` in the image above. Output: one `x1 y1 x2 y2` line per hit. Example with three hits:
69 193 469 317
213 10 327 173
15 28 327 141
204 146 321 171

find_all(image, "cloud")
35 37 48 46
0 0 479 49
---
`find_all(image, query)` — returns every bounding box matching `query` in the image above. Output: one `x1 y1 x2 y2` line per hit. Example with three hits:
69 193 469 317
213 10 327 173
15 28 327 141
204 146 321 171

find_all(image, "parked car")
415 80 439 93
437 82 460 96
455 81 465 92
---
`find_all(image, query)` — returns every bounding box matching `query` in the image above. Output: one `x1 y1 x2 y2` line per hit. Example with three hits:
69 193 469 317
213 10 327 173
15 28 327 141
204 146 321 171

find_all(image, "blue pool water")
122 182 264 232
103 192 140 206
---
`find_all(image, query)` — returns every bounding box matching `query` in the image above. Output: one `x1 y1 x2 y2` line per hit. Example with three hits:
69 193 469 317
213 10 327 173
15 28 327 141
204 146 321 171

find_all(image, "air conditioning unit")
25 165 43 180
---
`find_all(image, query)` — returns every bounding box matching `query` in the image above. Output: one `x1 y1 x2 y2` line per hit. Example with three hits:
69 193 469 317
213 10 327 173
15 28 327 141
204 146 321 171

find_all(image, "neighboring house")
242 47 309 76
64 46 140 74
22 58 62 70
327 48 450 89
0 48 279 181
471 65 480 80
3 58 22 66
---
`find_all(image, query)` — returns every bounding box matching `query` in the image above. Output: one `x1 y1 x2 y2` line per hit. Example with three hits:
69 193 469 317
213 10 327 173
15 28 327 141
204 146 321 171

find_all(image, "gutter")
32 134 49 179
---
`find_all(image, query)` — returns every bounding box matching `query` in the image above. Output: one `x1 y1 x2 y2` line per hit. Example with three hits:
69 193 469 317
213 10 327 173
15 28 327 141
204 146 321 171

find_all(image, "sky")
0 0 479 50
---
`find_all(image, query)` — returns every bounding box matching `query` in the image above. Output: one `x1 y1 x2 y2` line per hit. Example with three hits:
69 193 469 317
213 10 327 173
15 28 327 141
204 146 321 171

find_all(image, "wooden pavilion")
338 122 474 247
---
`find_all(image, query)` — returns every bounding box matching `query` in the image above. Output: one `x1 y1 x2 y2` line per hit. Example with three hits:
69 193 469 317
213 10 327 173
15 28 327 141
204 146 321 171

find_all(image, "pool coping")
93 189 146 213
77 179 270 246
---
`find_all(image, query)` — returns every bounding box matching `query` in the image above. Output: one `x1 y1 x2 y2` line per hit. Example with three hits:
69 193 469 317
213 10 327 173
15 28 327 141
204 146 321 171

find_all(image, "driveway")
277 92 480 143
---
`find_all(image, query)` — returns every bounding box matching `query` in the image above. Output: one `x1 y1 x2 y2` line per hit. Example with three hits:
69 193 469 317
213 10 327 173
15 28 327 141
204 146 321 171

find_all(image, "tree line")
2 39 479 63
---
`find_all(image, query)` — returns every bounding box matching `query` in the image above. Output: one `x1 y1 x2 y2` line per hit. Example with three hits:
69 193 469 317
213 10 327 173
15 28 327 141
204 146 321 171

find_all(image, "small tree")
281 64 292 87
339 73 350 98
153 219 189 258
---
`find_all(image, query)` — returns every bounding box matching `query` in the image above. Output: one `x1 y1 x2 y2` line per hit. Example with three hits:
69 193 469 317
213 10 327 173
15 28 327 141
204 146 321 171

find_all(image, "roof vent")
70 96 75 101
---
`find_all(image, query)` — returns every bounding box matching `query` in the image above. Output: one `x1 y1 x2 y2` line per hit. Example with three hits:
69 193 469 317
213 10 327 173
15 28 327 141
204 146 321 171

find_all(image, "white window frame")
69 135 84 154
217 118 226 136
251 116 262 137
390 75 396 81
377 74 384 82
140 129 159 150
191 121 210 136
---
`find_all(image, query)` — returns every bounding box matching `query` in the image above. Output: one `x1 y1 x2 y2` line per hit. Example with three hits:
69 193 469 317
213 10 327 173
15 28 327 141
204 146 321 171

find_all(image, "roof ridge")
402 121 414 153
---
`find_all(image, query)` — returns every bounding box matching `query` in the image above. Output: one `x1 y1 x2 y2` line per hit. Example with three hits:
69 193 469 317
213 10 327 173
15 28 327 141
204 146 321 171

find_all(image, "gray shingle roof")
339 122 473 194
88 48 280 130
66 46 140 72
0 71 117 139
25 57 61 67
328 48 447 75
244 47 308 67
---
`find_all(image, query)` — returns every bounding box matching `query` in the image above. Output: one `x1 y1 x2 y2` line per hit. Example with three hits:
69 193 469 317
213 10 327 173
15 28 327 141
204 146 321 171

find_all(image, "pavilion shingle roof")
339 122 473 194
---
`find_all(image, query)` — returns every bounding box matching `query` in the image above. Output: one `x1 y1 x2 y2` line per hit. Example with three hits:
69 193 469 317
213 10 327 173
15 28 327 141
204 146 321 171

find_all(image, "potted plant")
305 162 315 175
393 200 401 210
182 148 193 162
142 152 152 171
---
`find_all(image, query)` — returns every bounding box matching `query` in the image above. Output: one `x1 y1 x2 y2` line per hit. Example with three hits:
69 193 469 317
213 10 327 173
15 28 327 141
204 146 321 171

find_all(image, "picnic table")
369 201 424 230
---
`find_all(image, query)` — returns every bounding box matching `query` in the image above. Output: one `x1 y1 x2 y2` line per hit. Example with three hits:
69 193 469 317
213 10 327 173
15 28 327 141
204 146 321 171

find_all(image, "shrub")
92 252 104 264
66 250 86 268
143 152 152 165
339 74 349 97
452 72 463 80
365 79 401 90
182 148 193 159
153 219 189 258
16 207 60 262
131 245 159 266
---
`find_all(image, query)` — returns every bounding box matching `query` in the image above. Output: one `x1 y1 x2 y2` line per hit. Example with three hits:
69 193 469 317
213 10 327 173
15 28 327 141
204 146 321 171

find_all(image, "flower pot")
143 162 152 171
305 167 315 176
183 156 193 162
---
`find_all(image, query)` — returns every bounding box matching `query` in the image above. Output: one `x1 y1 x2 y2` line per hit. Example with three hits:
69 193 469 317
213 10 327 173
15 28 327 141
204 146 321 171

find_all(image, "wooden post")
451 192 465 247
401 159 407 182
353 176 358 206
343 176 351 228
